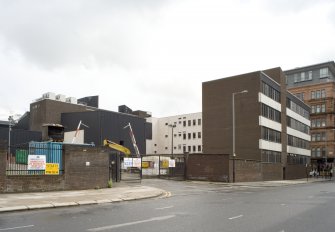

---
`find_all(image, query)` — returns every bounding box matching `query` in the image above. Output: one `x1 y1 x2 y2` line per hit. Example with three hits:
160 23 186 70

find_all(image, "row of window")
165 118 202 127
311 104 326 114
261 82 281 103
311 132 326 142
287 116 310 134
293 68 329 83
311 118 326 128
165 132 202 139
287 98 309 119
287 154 310 165
311 89 326 100
163 145 202 152
261 127 281 143
261 103 281 123
261 150 281 163
311 147 326 157
287 135 310 149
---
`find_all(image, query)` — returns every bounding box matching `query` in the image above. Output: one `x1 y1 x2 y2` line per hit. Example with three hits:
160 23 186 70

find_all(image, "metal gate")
142 154 186 180
108 153 141 182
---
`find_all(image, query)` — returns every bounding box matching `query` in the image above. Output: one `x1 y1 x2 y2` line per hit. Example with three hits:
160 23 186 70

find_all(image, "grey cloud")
0 0 170 70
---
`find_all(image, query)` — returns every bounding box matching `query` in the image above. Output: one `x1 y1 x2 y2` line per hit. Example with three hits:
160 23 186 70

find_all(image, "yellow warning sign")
45 163 59 175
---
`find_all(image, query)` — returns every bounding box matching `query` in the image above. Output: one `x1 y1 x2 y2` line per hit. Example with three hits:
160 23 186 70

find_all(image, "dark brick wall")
5 176 65 192
0 143 6 192
231 159 262 182
64 145 109 190
286 164 309 180
187 154 230 182
262 163 283 181
1 144 110 193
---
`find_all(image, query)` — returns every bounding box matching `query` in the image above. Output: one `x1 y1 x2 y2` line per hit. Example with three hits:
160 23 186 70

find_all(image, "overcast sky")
0 0 334 121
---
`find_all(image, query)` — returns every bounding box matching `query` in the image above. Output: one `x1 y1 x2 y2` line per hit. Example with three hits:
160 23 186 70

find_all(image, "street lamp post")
232 90 248 183
8 115 14 156
168 124 176 158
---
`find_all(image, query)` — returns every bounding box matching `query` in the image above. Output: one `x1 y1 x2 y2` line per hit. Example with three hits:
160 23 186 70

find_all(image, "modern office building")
203 67 311 181
285 61 335 170
146 112 202 155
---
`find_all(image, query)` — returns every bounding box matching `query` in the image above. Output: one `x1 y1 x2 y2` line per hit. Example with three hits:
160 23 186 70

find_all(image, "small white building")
146 112 202 155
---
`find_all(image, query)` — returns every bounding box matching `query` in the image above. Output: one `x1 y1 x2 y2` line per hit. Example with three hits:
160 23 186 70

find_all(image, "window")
183 145 186 153
174 134 177 137
183 121 186 127
198 119 201 125
183 133 186 140
261 150 281 163
188 133 191 139
321 104 326 113
165 135 168 138
193 119 196 126
193 132 196 139
188 120 191 126
261 127 281 143
321 89 326 98
165 147 168 150
193 146 196 152
261 104 281 122
316 90 321 99
294 74 298 83
308 71 313 80
311 91 315 99
178 145 181 150
198 132 201 138
165 123 168 125
198 145 201 152
301 72 305 81
262 82 280 102
188 146 191 152
320 68 329 78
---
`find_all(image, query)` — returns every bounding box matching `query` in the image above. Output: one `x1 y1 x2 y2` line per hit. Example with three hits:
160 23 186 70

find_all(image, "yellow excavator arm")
103 139 131 156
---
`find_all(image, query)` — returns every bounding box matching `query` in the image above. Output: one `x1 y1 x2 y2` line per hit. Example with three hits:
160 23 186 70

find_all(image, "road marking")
228 215 243 220
155 206 174 210
280 204 286 206
222 198 233 201
0 225 34 231
87 215 175 231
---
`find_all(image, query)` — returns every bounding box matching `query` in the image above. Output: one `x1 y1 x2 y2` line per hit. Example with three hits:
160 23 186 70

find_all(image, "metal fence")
6 142 64 175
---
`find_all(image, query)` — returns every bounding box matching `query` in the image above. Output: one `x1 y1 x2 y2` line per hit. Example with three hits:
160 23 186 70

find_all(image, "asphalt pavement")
0 177 330 213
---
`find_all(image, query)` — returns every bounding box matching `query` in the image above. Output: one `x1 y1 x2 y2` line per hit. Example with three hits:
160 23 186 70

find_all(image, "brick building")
203 67 311 181
285 61 335 169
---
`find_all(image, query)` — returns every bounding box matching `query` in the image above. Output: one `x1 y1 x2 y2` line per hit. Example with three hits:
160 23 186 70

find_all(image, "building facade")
146 112 202 155
285 61 335 169
203 67 311 181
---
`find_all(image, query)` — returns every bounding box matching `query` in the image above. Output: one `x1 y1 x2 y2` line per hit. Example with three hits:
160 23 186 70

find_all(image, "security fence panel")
6 142 63 175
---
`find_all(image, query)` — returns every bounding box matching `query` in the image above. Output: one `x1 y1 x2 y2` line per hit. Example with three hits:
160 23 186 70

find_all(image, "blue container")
29 142 63 172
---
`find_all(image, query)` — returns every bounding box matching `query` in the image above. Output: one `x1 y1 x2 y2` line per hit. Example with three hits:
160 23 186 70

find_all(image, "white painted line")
155 206 174 210
228 215 243 220
222 198 233 201
0 225 34 231
88 215 176 231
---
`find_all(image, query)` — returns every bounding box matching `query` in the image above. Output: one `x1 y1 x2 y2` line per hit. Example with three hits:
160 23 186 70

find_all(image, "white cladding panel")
287 146 311 156
258 93 281 112
259 139 282 152
287 127 311 141
286 108 310 126
259 116 282 132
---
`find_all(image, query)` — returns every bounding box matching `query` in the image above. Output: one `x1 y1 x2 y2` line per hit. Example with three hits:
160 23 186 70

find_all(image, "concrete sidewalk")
0 185 166 213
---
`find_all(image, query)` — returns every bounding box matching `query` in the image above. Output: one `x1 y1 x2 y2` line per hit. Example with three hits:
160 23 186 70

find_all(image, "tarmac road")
0 179 334 232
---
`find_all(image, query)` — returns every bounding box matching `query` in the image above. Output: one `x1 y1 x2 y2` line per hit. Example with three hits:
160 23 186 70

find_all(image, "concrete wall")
187 154 229 182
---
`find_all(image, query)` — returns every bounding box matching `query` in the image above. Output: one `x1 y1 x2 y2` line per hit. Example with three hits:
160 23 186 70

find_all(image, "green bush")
108 180 113 188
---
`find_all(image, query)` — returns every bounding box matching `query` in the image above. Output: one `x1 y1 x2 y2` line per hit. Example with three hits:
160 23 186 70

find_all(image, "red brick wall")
231 159 262 182
286 164 309 180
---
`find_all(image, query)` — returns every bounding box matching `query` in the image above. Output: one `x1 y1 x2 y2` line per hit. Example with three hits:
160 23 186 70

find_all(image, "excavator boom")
103 139 131 155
